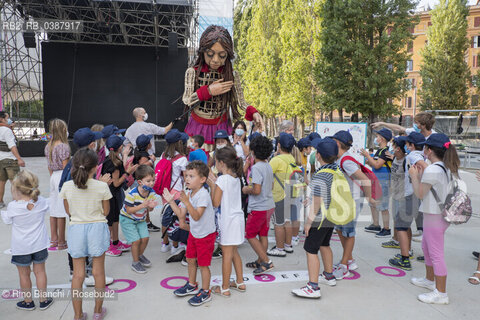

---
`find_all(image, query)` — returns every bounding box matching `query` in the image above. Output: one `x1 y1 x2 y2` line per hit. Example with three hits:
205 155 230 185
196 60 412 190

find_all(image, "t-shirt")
310 163 336 227
405 150 424 196
337 152 361 200
179 187 216 238
59 179 112 225
44 143 70 171
390 157 406 200
419 162 450 215
0 126 17 161
405 128 436 137
189 149 208 164
248 161 275 212
121 186 157 221
101 157 126 193
169 153 188 192
216 174 245 245
124 121 166 154
270 154 296 202
372 147 391 180
1 197 49 255
232 140 249 161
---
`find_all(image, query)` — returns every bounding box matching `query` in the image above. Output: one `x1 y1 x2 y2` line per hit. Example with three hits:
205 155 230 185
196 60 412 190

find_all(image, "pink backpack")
153 154 183 195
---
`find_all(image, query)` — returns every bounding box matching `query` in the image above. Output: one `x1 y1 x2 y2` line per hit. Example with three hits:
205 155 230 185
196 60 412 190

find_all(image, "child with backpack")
243 135 275 275
333 131 374 279
292 138 354 299
361 128 393 238
409 133 460 304
208 147 246 297
101 135 139 257
268 133 304 257
1 170 53 311
156 129 188 254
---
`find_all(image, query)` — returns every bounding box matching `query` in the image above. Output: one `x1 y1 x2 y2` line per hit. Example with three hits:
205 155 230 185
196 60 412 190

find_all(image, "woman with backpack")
409 133 460 305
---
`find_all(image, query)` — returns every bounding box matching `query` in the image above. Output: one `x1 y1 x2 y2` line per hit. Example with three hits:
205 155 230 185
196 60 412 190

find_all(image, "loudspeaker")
23 32 36 48
168 32 178 55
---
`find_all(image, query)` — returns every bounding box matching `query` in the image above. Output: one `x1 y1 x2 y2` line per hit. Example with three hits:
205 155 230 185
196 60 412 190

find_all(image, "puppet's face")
204 42 227 70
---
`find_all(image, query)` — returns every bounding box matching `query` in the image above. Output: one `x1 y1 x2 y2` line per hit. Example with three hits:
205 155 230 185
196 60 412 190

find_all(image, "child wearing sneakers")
292 138 340 299
333 131 373 279
120 165 158 274
242 135 275 275
164 161 217 306
1 170 53 311
409 133 460 304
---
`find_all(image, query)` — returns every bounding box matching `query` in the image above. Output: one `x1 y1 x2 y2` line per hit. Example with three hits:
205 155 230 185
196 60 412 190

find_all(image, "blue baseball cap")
315 137 338 159
278 132 296 150
214 130 229 140
180 132 189 144
332 130 353 147
393 136 407 151
297 138 311 150
106 135 126 151
406 132 426 146
308 132 321 141
136 134 153 149
102 124 126 138
249 132 262 142
73 128 103 147
425 133 451 149
165 129 182 144
311 137 322 150
374 128 393 141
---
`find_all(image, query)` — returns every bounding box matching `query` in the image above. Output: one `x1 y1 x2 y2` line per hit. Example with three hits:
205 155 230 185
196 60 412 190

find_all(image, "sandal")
230 281 246 292
211 285 231 298
253 261 274 276
468 271 480 285
48 241 58 251
57 243 68 251
246 261 260 269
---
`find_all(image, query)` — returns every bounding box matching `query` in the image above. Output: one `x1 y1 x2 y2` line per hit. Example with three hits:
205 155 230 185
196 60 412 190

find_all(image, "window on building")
475 17 480 28
472 95 479 107
428 22 432 27
406 97 412 109
473 75 478 87
474 55 478 68
406 60 413 72
472 36 480 48
407 41 413 53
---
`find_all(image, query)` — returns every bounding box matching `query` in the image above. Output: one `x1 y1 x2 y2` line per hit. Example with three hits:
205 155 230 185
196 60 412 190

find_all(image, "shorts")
0 158 19 181
245 208 274 239
67 223 110 258
370 179 390 211
120 215 149 244
303 221 334 254
11 248 48 267
170 228 189 244
335 199 363 238
273 199 300 226
185 232 217 267
107 191 124 226
394 195 420 231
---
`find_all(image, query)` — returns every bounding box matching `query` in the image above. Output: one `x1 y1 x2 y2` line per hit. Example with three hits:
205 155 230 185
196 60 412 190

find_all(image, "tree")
419 0 470 111
316 0 417 126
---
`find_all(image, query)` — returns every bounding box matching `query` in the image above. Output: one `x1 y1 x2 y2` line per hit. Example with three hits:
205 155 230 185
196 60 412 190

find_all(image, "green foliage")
419 0 470 111
315 0 417 120
3 100 44 120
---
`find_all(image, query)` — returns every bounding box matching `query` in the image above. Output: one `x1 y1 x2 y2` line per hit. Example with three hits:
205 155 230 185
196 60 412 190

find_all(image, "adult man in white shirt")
371 112 436 139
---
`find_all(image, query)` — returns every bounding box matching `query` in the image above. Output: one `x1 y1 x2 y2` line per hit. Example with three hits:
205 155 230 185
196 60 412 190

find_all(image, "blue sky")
419 0 478 9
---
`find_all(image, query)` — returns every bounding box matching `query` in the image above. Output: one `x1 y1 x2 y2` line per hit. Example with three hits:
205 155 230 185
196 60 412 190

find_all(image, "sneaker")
93 307 107 320
161 243 171 253
375 228 391 238
412 230 423 237
292 236 300 246
393 250 414 260
333 264 350 280
139 255 152 267
473 251 479 260
347 259 358 271
174 282 199 297
39 298 54 310
389 257 412 271
381 239 400 249
147 222 161 232
318 272 336 287
188 289 212 306
170 244 185 255
417 255 425 262
116 240 131 252
16 300 35 311
364 224 381 233
412 233 423 243
267 246 287 257
181 256 188 266
284 245 294 254
105 244 122 257
418 289 449 305
410 277 435 291
84 275 114 286
131 261 147 274
212 246 222 259
167 249 185 263
291 284 321 299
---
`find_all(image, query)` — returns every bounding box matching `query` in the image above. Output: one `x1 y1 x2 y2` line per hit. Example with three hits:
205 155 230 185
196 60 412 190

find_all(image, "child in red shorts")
163 160 216 307
242 135 275 275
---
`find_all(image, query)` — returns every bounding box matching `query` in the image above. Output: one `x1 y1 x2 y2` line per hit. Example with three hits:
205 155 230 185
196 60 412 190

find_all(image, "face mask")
413 123 421 133
143 113 148 121
142 185 154 193
373 138 379 146
235 128 245 136
7 119 13 125
66 130 70 138
388 146 394 154
188 142 194 149
404 145 411 154
216 144 226 150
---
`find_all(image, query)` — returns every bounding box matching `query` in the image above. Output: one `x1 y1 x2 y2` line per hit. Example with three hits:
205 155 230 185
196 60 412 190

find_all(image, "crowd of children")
2 110 478 318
